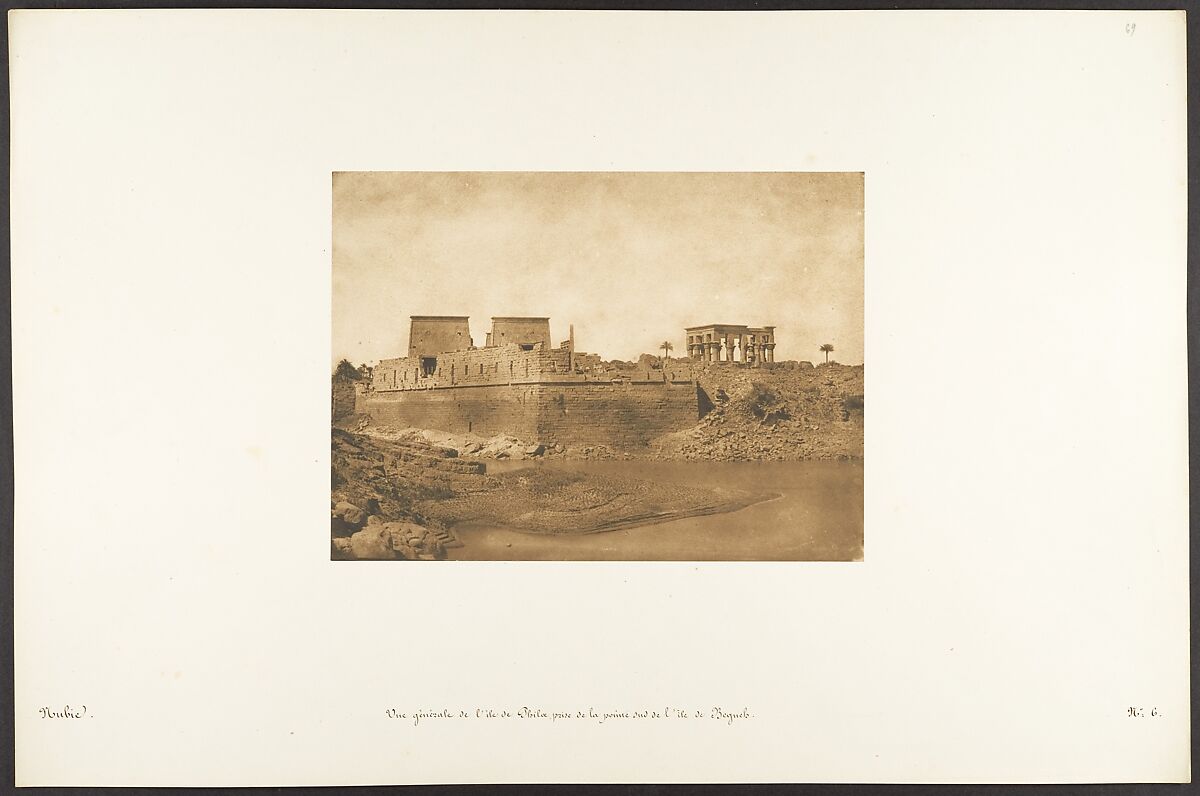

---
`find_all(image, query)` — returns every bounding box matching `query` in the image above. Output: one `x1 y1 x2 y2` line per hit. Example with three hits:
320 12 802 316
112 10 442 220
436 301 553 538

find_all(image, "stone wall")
331 377 357 421
360 380 700 449
372 343 572 391
535 381 699 448
360 384 542 440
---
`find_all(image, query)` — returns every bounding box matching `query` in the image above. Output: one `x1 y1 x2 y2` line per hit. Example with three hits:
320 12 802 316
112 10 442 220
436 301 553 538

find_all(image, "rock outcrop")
330 429 470 560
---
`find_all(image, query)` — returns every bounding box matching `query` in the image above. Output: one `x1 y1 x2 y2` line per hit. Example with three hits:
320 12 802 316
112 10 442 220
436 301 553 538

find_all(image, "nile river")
445 459 863 562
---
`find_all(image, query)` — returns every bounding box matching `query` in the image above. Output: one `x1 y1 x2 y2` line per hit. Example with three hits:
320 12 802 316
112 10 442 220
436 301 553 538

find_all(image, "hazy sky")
333 172 863 366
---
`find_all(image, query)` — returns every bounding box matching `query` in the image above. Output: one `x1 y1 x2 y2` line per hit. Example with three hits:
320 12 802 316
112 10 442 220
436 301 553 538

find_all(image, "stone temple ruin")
345 315 784 449
685 324 776 365
356 316 699 448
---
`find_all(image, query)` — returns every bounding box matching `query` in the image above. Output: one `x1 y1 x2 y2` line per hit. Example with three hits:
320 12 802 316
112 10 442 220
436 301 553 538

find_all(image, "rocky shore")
330 427 771 559
330 428 475 560
343 418 630 462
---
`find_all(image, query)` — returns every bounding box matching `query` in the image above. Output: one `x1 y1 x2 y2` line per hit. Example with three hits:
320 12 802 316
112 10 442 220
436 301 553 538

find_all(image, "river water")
445 459 863 562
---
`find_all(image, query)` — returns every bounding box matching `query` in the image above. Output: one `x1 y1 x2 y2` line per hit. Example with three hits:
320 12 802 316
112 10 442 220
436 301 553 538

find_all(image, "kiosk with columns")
684 323 776 366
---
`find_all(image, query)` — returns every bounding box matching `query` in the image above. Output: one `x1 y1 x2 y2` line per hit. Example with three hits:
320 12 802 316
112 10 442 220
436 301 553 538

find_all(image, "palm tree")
819 343 834 364
660 341 674 360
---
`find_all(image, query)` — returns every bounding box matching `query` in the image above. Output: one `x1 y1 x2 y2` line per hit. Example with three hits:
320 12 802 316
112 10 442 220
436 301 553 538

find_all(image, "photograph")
331 171 864 561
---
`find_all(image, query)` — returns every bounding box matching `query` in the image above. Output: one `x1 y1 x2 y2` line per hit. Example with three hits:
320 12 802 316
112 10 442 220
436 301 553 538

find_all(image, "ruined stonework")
358 315 701 448
372 342 571 391
332 377 357 421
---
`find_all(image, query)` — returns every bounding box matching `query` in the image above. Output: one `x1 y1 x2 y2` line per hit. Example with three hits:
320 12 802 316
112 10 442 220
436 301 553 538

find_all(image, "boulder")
330 515 354 538
525 444 545 456
349 527 396 560
383 520 425 537
334 501 368 529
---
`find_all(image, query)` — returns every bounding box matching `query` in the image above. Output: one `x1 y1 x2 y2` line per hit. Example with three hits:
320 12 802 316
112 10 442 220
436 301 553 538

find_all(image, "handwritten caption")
38 705 91 719
386 706 752 727
1127 706 1161 718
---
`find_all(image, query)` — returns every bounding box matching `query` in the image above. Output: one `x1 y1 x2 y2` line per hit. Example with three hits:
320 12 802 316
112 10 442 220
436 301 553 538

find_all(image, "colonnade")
685 334 775 364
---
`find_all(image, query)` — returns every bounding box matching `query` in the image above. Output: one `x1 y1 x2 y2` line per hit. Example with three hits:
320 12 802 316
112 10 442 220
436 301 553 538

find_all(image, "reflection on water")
446 459 863 562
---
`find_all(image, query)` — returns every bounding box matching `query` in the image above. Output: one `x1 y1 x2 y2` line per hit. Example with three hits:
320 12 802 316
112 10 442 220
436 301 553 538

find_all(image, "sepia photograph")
331 171 864 561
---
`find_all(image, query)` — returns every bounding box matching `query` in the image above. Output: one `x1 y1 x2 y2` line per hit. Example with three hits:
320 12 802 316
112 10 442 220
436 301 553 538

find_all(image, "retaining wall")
360 381 699 448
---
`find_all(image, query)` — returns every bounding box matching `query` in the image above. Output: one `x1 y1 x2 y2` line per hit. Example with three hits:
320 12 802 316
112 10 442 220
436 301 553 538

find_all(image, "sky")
333 172 863 366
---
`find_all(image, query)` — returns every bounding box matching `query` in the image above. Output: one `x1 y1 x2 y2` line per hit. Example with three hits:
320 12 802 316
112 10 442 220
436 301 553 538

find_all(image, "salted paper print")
331 172 864 561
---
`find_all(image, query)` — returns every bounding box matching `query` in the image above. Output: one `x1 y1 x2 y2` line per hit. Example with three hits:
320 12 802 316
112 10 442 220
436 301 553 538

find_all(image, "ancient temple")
684 323 776 365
